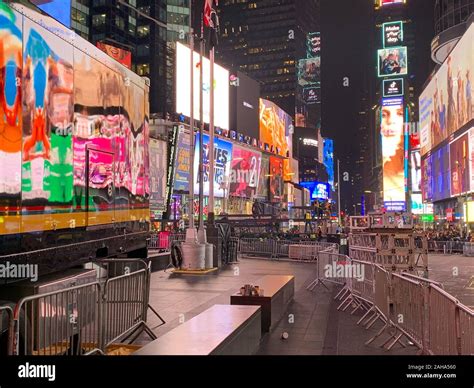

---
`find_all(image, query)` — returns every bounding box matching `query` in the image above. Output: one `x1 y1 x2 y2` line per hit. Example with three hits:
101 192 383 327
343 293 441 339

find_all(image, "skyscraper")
213 0 320 125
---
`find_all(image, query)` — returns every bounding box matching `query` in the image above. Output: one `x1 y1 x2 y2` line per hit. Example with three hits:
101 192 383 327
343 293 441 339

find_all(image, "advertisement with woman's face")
381 103 405 202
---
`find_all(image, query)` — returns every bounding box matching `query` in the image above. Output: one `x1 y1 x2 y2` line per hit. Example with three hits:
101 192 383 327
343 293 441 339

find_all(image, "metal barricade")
307 250 347 291
13 282 102 356
238 238 274 258
458 303 474 355
463 242 474 256
0 305 14 355
427 284 459 355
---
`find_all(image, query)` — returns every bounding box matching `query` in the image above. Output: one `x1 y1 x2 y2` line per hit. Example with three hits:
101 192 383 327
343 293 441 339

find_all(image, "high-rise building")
89 0 168 115
213 0 320 126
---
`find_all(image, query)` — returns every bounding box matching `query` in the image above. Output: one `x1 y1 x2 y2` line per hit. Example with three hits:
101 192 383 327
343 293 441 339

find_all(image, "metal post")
198 19 205 231
208 47 215 223
188 16 195 232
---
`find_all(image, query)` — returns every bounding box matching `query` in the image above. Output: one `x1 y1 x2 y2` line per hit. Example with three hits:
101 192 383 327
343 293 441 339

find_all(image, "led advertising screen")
383 78 404 97
419 24 473 155
381 101 406 204
432 144 451 201
378 47 408 77
0 7 22 211
469 128 474 192
299 181 330 201
97 42 132 69
269 156 284 202
307 32 321 58
194 134 233 197
383 21 403 48
411 150 421 192
174 127 191 193
259 99 292 158
421 155 433 202
303 87 321 104
298 57 320 87
257 154 269 199
379 0 406 5
176 42 230 130
32 0 71 28
229 145 261 198
323 139 335 190
450 132 470 196
411 193 423 215
149 139 167 211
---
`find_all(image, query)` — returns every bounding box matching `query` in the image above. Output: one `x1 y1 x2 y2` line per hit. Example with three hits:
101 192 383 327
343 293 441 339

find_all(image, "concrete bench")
133 305 261 355
230 275 295 332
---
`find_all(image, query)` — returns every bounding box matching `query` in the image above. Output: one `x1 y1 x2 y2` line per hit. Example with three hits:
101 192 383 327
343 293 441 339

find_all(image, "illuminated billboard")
149 139 167 211
259 98 292 158
383 21 403 48
450 132 470 196
323 139 335 190
229 145 261 198
381 101 406 204
379 0 406 5
194 134 233 197
299 181 330 201
411 193 423 215
303 87 321 104
307 32 321 58
411 150 421 192
176 42 230 130
298 57 320 87
383 78 404 97
421 155 433 202
33 0 71 28
173 127 191 192
378 47 408 77
469 128 474 192
432 144 451 201
269 156 284 202
256 154 269 199
419 24 473 155
97 42 132 69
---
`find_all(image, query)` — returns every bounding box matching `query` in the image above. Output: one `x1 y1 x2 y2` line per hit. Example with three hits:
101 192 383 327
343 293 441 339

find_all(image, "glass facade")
434 0 474 34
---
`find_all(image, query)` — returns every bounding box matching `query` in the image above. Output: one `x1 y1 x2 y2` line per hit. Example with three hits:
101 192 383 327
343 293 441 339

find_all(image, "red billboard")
96 42 132 69
450 133 470 196
229 146 261 198
269 156 284 203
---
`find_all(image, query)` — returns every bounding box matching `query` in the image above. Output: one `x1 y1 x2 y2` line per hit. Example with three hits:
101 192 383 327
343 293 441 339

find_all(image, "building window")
92 13 106 27
115 16 125 29
137 44 150 56
137 63 150 76
137 25 150 37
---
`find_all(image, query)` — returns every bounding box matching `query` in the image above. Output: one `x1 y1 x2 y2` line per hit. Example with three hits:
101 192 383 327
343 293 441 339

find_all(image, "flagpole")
188 1 195 234
208 46 215 223
198 13 205 233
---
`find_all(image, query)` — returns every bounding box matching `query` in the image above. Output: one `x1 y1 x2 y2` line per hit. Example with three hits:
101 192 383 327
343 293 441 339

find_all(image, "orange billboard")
96 42 132 69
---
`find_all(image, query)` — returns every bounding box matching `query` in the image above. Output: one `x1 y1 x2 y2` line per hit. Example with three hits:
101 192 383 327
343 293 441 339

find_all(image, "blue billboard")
300 181 330 200
323 138 335 190
34 0 71 28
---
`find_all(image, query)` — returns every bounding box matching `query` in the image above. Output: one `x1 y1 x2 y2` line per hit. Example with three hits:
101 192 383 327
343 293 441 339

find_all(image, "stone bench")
230 275 295 332
133 304 261 355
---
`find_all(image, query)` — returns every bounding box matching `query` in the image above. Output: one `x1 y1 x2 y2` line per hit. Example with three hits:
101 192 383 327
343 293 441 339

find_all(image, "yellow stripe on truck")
0 209 150 235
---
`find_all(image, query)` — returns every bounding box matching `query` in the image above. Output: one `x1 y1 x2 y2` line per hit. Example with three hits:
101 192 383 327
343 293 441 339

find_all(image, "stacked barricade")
10 259 159 356
0 306 14 355
148 232 186 251
428 240 464 254
463 242 474 256
329 256 474 355
238 237 338 261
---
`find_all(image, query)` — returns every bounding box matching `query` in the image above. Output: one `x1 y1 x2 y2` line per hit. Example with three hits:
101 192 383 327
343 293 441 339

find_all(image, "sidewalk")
143 257 417 355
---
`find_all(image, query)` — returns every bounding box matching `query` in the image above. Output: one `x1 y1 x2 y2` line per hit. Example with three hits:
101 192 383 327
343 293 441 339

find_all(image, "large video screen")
323 139 335 190
174 127 191 193
300 181 330 200
230 71 260 139
229 145 261 198
381 101 406 203
450 132 470 196
33 0 71 28
0 7 22 215
256 154 269 199
269 156 284 203
469 127 474 192
421 155 433 202
194 134 233 197
97 42 132 69
411 151 421 192
419 24 474 155
149 139 167 211
432 144 451 201
298 57 320 87
176 42 229 130
378 47 408 77
259 98 292 158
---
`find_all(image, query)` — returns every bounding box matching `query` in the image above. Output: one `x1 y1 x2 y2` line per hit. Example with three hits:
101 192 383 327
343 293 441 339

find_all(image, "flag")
203 0 215 27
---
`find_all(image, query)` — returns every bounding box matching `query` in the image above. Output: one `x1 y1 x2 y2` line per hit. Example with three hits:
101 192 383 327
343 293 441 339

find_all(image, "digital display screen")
432 144 451 201
378 47 408 77
34 0 71 28
229 145 261 198
450 132 470 196
269 156 284 202
300 181 330 200
383 21 403 48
